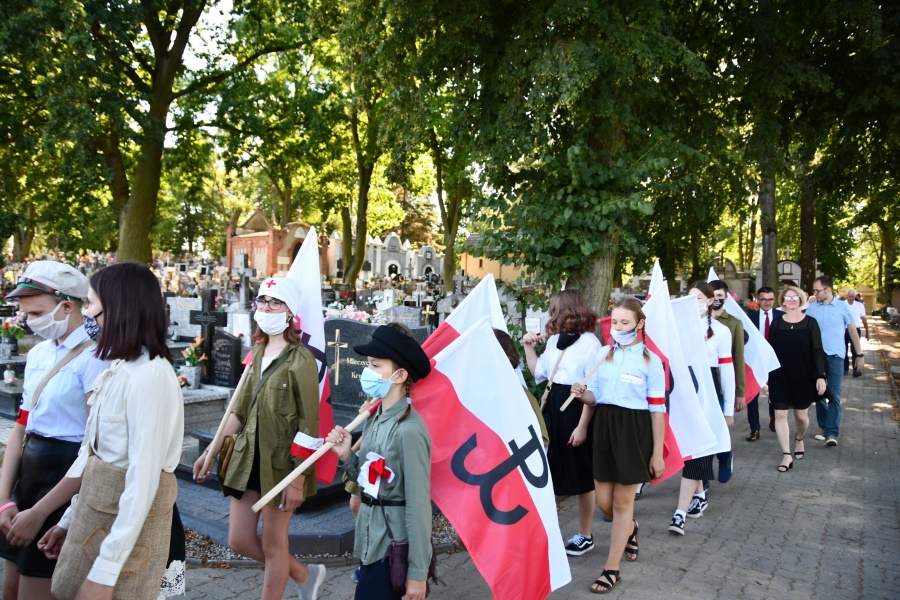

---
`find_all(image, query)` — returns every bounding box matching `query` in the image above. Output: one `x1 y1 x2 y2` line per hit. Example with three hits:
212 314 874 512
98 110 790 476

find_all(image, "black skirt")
682 455 715 480
0 434 80 578
543 383 594 496
592 404 653 485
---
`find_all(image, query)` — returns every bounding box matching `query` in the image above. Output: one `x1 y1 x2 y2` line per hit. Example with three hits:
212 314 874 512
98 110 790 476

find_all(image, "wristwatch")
857 353 864 357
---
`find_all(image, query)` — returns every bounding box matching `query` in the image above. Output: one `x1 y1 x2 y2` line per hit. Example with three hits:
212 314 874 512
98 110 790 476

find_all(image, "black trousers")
844 328 861 372
356 558 402 600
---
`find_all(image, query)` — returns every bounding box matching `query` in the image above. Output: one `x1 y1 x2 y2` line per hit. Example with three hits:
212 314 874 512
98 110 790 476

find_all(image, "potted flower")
1 312 27 358
179 336 207 389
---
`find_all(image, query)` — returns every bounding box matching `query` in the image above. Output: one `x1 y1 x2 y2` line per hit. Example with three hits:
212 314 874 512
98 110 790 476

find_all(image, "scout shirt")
342 400 433 580
586 342 666 413
223 342 320 503
714 311 746 399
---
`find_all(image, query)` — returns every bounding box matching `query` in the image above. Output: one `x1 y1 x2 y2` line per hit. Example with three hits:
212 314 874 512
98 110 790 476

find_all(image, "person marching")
746 286 783 439
570 298 666 594
708 280 744 483
522 289 603 556
193 277 325 600
36 262 184 599
325 325 435 600
0 262 109 600
669 282 735 536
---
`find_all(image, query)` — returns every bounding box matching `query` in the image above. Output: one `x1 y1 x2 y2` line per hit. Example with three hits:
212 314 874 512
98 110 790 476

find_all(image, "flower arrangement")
341 305 371 322
178 375 189 388
2 313 27 340
181 336 208 366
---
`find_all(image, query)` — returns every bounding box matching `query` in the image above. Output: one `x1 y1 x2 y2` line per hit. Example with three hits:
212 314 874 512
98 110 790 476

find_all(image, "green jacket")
223 343 320 504
715 312 746 398
342 400 433 579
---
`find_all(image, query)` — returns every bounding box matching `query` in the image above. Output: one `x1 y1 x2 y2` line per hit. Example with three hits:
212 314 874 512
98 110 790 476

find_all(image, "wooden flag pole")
558 347 612 412
252 400 382 513
200 364 252 475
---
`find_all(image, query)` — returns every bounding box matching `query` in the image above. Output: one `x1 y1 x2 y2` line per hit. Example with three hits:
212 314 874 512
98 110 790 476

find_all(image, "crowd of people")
0 258 868 599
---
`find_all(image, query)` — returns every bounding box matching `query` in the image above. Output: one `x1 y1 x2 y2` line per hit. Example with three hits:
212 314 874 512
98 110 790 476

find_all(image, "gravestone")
385 305 422 328
210 330 244 388
166 297 202 339
324 318 378 415
189 289 228 383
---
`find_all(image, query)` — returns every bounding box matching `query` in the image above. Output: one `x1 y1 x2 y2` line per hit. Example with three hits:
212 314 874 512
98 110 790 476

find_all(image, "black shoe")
777 453 793 472
686 495 708 519
564 533 594 556
853 369 861 377
668 514 685 535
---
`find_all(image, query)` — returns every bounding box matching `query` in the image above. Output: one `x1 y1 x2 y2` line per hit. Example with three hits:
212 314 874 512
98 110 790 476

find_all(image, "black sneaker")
564 533 594 555
686 495 708 519
668 514 685 535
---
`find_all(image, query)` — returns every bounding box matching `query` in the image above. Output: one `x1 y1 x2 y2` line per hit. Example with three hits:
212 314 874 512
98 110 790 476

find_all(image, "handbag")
379 502 439 595
216 434 236 489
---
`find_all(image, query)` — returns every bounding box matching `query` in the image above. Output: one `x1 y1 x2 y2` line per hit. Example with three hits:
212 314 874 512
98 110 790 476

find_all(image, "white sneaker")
814 433 826 441
297 564 326 600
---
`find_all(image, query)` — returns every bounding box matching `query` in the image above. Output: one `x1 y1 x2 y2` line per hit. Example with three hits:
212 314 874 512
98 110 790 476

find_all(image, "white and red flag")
414 316 571 599
642 291 718 469
357 452 395 498
420 273 507 357
707 268 780 401
283 226 337 485
647 259 666 299
289 431 324 460
670 296 731 456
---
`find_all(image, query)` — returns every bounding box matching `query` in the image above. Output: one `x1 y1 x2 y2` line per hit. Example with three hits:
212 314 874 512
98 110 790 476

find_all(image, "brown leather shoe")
768 417 776 432
747 430 760 441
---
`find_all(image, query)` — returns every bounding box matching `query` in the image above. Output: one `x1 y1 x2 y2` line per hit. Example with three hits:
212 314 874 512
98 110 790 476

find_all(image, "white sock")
675 509 687 520
695 491 707 500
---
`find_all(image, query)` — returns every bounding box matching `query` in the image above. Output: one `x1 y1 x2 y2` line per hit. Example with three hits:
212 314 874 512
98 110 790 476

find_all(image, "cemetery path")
1 319 898 599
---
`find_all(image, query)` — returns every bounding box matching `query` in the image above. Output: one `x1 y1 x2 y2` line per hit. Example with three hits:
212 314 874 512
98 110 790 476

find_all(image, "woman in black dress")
768 286 827 472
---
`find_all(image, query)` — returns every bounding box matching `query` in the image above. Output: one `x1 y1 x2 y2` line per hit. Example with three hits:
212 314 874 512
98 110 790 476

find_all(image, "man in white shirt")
841 288 868 377
746 287 784 439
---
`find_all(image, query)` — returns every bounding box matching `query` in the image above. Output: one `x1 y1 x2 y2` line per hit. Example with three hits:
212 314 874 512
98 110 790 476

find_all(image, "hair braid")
706 310 714 339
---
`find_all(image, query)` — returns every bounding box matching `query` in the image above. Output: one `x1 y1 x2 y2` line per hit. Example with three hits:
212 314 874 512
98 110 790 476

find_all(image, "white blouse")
702 318 736 416
59 350 184 587
534 333 603 385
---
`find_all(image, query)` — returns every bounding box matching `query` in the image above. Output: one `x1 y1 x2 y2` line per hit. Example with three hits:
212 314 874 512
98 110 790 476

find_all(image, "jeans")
816 354 844 438
844 328 861 372
746 393 772 431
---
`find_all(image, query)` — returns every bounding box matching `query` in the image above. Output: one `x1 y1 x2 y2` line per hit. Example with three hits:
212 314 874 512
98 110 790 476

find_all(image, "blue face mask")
360 367 399 399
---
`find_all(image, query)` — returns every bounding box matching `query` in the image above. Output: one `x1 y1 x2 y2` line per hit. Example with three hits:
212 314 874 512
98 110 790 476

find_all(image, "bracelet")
0 502 17 516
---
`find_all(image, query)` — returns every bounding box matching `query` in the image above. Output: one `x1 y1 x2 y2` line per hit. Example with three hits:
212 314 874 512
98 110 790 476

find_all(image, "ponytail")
706 311 714 340
398 379 413 423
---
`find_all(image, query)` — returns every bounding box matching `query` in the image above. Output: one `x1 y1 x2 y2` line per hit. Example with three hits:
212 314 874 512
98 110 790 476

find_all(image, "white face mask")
254 310 290 336
697 301 708 316
28 302 70 340
610 327 638 346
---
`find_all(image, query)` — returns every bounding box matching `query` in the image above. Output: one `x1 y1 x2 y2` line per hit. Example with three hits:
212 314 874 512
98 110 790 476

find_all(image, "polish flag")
413 317 571 599
420 273 507 357
289 431 324 460
284 227 337 484
643 291 719 467
647 260 666 299
707 268 780 401
670 296 731 456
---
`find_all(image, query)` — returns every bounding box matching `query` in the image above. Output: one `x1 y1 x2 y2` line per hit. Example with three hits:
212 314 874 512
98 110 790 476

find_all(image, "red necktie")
764 312 770 340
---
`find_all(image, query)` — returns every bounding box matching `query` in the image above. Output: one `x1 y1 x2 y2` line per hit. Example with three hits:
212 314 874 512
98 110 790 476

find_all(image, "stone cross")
422 303 436 331
231 254 257 310
453 271 467 296
189 288 227 383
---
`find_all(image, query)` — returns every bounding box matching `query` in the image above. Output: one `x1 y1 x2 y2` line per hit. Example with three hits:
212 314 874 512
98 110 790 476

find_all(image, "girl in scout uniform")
0 261 108 600
192 277 324 600
571 298 666 594
326 325 434 600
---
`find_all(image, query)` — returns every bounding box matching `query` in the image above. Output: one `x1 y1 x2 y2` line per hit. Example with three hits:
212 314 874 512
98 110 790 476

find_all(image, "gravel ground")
185 511 458 564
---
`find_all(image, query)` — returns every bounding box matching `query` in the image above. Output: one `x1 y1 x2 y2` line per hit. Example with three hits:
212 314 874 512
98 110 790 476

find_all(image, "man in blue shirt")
805 276 864 446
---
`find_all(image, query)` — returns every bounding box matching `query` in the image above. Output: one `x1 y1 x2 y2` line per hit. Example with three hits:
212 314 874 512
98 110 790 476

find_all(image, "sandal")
624 519 638 562
777 452 794 473
794 435 805 460
590 570 621 594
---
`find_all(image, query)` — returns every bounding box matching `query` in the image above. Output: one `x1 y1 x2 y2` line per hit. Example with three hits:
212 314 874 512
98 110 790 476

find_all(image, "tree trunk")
758 172 778 290
281 176 293 225
344 163 373 286
340 206 353 279
118 135 164 262
11 203 36 262
799 191 816 292
571 251 617 317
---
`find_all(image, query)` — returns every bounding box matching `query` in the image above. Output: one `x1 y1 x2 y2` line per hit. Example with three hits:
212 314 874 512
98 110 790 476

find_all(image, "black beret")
353 325 431 382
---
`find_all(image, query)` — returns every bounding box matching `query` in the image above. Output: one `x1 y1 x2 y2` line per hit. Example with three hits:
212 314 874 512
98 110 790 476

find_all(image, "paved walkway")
4 321 899 598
